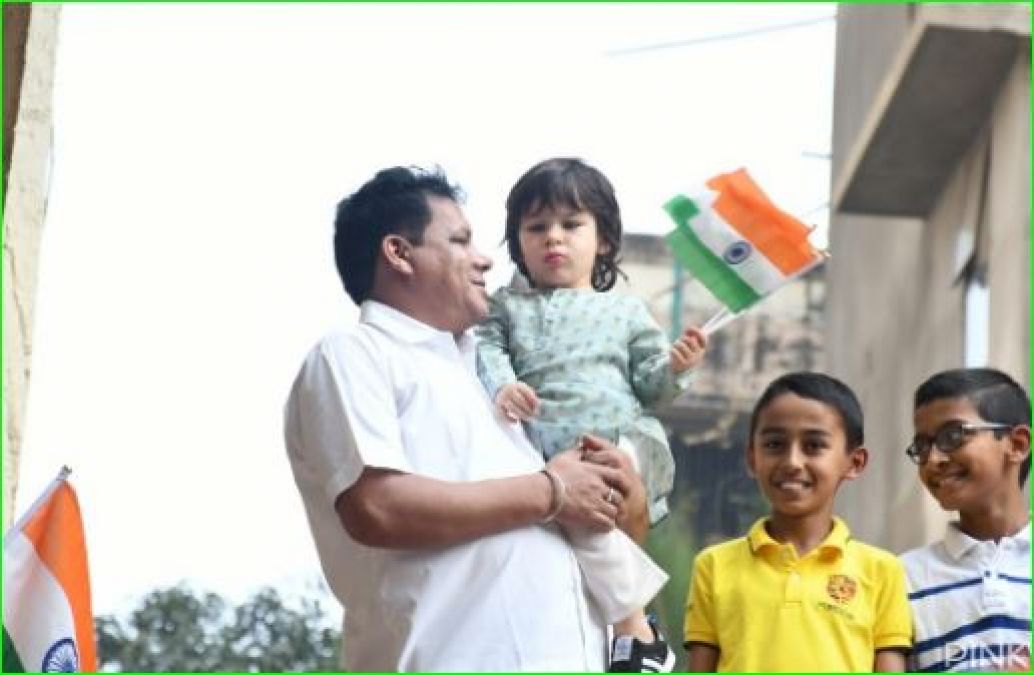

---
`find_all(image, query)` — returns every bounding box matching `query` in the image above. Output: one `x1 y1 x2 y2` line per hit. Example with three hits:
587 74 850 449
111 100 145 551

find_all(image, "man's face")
408 196 492 334
747 393 864 520
913 397 1017 512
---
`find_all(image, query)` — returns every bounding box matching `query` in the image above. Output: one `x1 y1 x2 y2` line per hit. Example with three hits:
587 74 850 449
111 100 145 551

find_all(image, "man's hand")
579 435 649 542
670 326 708 374
494 382 540 422
545 447 631 534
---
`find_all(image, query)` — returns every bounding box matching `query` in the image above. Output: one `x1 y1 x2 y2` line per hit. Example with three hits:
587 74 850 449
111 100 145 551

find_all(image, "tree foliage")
94 585 340 672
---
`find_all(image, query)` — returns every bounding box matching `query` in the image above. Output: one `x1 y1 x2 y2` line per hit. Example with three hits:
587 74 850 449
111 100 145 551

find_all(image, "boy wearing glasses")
901 368 1031 673
684 372 912 672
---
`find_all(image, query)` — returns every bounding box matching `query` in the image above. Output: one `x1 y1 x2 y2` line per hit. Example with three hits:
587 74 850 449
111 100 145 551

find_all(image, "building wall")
830 4 914 188
986 52 1031 381
3 5 60 526
3 4 30 191
828 16 1030 553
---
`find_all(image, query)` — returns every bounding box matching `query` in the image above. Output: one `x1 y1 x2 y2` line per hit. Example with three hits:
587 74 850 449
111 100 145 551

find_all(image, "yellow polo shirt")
684 517 912 672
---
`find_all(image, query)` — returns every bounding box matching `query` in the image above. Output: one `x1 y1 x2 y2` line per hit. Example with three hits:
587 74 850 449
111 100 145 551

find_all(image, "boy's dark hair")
333 166 461 305
915 368 1032 486
504 157 624 291
749 372 865 450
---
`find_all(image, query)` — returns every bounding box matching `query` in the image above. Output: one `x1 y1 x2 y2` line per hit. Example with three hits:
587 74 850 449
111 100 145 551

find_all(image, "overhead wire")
606 15 835 57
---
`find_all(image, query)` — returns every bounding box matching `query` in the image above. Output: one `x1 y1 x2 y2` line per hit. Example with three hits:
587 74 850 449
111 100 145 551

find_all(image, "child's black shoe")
607 618 676 673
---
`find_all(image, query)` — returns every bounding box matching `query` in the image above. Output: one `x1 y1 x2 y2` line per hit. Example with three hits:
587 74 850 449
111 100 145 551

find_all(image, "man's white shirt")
901 521 1031 672
284 301 607 671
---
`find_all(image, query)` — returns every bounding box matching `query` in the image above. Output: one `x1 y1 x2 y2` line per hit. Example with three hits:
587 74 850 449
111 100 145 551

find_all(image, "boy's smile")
913 397 1020 513
748 393 866 521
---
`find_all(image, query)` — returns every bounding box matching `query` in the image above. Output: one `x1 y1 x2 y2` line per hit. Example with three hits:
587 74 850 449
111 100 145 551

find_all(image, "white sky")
16 3 836 617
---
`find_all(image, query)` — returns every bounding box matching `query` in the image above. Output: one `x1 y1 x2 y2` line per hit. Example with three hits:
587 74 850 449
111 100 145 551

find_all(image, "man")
284 166 647 671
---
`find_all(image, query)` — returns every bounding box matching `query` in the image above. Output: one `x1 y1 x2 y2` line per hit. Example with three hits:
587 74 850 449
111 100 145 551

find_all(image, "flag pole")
5 466 72 539
701 306 731 336
701 307 737 336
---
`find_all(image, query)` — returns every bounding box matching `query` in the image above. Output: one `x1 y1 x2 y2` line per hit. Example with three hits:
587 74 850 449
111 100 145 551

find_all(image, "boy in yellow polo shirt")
684 372 912 672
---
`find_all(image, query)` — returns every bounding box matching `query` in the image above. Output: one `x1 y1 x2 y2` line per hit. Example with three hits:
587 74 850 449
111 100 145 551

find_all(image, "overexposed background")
17 3 835 617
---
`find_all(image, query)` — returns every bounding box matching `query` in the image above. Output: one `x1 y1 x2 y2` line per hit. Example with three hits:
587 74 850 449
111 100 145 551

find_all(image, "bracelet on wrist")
540 468 565 523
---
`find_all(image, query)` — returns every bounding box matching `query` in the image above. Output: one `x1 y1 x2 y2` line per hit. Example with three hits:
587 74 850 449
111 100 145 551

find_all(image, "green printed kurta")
476 287 692 523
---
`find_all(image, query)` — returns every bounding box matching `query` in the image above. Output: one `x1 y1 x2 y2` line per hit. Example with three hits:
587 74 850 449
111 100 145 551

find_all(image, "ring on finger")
605 487 617 505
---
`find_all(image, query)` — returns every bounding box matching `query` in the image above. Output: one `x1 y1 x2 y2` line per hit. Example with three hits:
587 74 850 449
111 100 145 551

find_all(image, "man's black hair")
749 372 865 450
915 368 1032 486
333 166 461 304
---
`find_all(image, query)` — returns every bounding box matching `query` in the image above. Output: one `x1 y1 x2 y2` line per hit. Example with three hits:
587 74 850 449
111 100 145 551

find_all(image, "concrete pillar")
3 4 60 526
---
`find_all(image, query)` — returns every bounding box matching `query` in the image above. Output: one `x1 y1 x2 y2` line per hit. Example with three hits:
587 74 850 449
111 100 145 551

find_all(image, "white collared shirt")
901 520 1031 672
284 301 606 672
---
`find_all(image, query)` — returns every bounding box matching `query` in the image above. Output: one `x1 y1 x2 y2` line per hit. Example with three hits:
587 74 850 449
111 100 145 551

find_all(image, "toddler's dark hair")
504 157 624 291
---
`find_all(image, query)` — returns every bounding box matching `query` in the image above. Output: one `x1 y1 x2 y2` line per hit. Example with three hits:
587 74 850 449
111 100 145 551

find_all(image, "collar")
746 516 852 557
943 518 1032 561
360 300 475 353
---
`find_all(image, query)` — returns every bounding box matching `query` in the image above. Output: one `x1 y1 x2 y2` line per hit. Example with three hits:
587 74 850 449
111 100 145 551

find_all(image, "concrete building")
828 4 1030 552
3 5 61 527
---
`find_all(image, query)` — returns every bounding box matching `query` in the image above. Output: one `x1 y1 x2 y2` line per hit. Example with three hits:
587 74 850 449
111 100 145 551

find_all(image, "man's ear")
844 446 869 481
1006 425 1031 467
382 235 414 275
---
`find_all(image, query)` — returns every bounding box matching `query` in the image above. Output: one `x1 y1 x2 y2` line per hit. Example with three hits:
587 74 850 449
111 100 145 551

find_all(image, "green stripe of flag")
663 193 701 224
665 227 759 312
664 194 761 312
3 627 26 672
663 201 761 315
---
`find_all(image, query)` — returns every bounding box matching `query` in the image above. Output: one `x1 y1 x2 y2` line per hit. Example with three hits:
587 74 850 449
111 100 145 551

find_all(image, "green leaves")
94 584 341 672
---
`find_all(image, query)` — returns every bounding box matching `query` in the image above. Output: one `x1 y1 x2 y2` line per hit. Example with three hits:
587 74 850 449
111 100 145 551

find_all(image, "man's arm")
337 447 632 549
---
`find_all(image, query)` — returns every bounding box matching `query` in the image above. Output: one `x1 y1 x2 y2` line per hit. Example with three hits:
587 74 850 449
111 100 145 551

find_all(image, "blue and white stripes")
902 522 1031 672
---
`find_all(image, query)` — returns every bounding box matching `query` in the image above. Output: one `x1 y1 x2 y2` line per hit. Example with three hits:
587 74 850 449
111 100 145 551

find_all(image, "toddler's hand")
670 326 708 374
495 382 540 422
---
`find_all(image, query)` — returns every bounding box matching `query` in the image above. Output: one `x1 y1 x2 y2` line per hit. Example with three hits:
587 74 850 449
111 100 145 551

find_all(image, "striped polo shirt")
901 521 1031 672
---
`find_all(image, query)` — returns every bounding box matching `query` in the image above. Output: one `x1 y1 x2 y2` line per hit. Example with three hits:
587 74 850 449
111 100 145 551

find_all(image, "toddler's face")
517 204 607 290
747 393 865 520
912 396 1018 512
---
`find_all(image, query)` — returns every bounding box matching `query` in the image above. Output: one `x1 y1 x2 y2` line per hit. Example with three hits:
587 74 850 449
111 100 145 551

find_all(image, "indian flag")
3 468 96 672
664 168 824 313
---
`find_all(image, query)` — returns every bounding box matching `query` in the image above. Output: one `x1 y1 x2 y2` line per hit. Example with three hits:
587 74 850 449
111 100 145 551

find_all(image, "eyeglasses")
905 422 1013 465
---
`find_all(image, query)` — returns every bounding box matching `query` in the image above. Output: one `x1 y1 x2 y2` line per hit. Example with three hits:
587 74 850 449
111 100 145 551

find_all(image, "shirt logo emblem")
826 574 857 603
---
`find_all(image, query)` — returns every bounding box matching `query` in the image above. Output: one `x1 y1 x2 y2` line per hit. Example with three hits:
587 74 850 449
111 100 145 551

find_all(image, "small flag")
3 468 96 672
664 168 824 314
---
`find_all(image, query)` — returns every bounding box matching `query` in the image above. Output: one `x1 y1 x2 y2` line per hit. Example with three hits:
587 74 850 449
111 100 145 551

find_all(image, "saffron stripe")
913 614 1031 654
21 483 97 671
665 225 760 313
706 169 817 274
672 193 793 297
908 576 983 600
